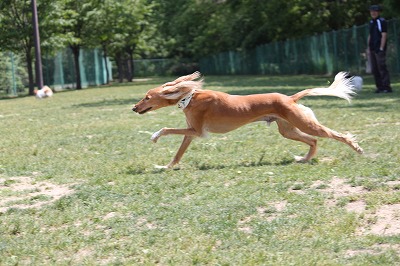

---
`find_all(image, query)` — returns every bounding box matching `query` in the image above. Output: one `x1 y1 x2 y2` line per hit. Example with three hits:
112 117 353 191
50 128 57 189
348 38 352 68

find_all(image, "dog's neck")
177 90 195 109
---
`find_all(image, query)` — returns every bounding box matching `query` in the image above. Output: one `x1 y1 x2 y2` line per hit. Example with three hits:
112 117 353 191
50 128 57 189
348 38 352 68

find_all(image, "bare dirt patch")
0 176 75 213
313 177 366 206
290 177 400 236
345 200 367 214
357 203 400 236
289 177 367 201
310 177 400 236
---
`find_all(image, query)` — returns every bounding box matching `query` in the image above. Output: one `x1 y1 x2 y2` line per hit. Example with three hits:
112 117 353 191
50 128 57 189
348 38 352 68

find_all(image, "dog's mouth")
138 107 152 114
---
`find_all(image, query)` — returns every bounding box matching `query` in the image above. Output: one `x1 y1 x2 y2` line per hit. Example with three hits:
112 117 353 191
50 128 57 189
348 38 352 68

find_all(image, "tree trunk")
115 52 124 83
26 48 35 95
125 58 133 82
70 45 82 90
125 47 134 82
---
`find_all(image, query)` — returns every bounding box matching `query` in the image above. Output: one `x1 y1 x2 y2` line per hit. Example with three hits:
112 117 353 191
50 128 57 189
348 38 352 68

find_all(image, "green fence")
43 48 112 90
0 52 26 97
133 58 198 77
0 48 112 97
200 19 400 75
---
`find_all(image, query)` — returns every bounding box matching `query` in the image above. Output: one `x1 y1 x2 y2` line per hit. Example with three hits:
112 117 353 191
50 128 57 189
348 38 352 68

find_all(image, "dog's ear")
160 80 202 100
160 84 194 100
162 71 201 87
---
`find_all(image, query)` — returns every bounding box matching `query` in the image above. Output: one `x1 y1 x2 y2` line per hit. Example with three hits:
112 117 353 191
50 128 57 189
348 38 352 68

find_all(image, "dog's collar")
178 91 195 109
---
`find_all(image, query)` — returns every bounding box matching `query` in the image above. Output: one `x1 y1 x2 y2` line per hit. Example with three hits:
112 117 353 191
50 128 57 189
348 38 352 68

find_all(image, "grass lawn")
1 74 400 265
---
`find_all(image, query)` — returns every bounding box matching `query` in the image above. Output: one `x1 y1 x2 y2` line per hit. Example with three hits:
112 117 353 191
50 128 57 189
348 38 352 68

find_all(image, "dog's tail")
291 72 356 103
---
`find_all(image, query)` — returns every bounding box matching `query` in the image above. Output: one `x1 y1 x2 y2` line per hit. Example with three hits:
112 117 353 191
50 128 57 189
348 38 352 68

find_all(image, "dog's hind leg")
276 119 318 162
283 105 363 155
292 121 363 154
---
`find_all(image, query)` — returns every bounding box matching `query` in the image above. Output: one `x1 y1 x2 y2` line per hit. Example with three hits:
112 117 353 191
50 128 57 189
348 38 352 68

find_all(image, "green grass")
1 74 400 265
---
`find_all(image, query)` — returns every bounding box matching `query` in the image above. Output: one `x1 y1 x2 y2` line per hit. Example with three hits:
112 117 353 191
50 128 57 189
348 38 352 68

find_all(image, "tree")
153 0 371 59
0 0 36 94
111 0 155 81
84 0 156 82
62 0 96 89
383 0 400 17
0 0 68 95
84 0 114 84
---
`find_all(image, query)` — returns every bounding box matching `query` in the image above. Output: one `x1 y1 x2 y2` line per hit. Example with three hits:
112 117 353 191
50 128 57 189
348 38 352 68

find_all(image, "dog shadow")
125 157 318 175
193 157 308 171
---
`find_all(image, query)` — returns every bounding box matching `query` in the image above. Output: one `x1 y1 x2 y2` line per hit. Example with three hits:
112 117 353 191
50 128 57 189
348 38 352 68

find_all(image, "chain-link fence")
0 48 112 97
42 48 112 90
200 19 400 76
0 52 26 97
133 58 198 77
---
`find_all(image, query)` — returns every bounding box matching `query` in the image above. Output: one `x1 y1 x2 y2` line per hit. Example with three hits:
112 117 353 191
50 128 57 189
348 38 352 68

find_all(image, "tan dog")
132 72 363 168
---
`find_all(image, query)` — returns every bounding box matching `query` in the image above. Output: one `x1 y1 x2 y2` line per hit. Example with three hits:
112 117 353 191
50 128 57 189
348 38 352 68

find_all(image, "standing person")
368 4 392 93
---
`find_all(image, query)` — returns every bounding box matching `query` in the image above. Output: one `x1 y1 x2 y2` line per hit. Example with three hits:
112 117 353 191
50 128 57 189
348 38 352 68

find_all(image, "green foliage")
1 0 400 88
80 0 159 81
0 0 73 93
383 0 400 18
154 0 373 59
0 0 33 53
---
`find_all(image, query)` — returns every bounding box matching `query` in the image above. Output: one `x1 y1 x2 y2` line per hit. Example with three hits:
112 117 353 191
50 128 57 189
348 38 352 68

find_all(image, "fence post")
94 48 100 85
323 32 331 75
52 51 64 89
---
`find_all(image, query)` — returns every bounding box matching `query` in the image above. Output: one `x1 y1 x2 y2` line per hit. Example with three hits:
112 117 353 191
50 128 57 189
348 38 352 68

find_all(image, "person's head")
369 5 382 19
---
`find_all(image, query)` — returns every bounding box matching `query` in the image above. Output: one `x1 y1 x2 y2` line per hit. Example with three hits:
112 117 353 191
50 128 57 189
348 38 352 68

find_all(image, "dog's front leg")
164 136 194 168
151 127 199 143
151 127 200 168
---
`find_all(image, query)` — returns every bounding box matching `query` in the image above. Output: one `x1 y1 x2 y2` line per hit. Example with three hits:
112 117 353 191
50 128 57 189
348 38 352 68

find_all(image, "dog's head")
132 72 202 114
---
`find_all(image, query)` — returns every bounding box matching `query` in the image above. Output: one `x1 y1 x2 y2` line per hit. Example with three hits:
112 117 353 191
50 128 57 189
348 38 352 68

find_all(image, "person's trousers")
369 50 391 91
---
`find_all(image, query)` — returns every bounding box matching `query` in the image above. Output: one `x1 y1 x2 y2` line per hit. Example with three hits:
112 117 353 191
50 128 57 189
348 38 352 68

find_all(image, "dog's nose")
132 106 137 112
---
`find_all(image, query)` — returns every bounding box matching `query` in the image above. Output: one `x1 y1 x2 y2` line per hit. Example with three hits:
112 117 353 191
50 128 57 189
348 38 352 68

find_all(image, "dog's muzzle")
132 106 152 114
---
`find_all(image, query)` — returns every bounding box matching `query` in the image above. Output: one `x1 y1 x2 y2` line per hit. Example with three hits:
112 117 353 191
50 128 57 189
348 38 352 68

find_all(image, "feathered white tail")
291 72 357 103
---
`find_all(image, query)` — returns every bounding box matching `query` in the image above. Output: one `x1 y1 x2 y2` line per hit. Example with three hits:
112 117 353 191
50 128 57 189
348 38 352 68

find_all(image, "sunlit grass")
0 74 399 265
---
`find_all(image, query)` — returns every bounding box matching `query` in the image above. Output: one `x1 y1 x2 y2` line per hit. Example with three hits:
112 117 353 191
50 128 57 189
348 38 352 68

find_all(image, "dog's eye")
145 96 150 100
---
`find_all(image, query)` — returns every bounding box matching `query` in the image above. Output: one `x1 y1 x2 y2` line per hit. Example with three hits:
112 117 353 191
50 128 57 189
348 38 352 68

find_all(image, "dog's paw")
154 164 180 170
154 164 169 169
356 146 364 154
151 129 163 143
294 155 308 163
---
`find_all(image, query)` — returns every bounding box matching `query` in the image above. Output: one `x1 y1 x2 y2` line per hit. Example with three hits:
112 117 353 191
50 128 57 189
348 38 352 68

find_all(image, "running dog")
132 72 363 168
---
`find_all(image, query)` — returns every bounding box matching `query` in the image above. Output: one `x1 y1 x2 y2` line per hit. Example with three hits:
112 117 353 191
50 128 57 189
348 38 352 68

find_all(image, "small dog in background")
34 86 53 99
132 72 363 168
